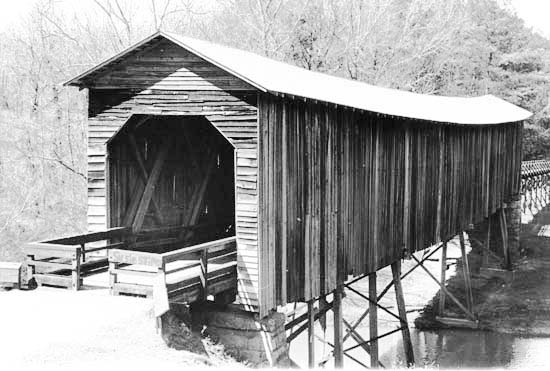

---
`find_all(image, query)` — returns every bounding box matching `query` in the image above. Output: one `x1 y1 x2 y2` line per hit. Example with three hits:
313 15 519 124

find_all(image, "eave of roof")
64 31 532 125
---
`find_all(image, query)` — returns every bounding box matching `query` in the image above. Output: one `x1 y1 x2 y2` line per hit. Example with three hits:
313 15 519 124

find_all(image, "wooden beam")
109 261 118 295
403 127 411 256
308 300 315 368
369 273 379 368
46 227 130 245
343 319 371 356
333 285 343 368
392 261 414 367
71 248 82 291
128 133 164 224
499 208 510 269
286 298 333 338
439 242 447 316
180 151 218 240
319 296 328 331
411 254 476 321
200 249 208 301
459 232 474 313
341 243 443 347
483 216 491 266
132 140 172 232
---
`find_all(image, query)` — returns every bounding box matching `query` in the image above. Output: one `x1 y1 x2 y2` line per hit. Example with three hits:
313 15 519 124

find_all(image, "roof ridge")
64 31 532 125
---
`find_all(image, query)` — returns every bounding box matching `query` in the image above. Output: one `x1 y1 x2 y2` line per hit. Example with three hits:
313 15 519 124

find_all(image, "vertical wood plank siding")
258 94 522 314
85 39 260 309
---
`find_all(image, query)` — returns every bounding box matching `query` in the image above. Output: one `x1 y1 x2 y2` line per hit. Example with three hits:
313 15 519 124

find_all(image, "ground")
2 206 549 369
415 205 550 335
0 287 247 371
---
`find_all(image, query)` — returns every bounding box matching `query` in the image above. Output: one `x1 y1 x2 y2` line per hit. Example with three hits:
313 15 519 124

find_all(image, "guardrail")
24 227 130 290
108 236 237 302
521 160 550 213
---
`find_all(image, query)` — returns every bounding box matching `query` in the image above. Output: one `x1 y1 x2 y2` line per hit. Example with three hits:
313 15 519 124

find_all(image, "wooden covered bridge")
25 31 531 367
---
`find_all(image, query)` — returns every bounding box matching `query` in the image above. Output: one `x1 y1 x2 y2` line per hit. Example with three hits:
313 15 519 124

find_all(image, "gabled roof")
65 31 532 125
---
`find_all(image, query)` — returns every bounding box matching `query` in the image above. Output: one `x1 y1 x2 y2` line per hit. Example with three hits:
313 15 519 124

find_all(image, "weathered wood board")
258 94 523 314
85 38 259 309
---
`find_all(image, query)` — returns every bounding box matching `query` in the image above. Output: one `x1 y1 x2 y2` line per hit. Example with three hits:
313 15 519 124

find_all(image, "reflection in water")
381 329 550 369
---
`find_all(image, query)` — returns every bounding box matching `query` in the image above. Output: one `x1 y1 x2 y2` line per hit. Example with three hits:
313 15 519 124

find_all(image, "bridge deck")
25 230 238 306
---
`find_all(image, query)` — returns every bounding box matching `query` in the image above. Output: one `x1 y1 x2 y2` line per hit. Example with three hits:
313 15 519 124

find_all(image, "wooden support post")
392 261 414 367
484 216 491 266
109 261 118 295
200 249 208 301
439 242 447 315
28 254 35 277
81 243 86 263
132 142 171 232
459 232 474 313
333 285 343 369
128 133 164 225
180 152 218 241
319 295 328 330
499 208 510 270
71 248 81 291
369 273 379 368
308 300 315 369
156 267 167 334
403 127 411 257
411 255 476 321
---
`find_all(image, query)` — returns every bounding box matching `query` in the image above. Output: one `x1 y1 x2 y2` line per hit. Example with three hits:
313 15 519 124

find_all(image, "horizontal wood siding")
258 94 522 312
85 38 259 309
88 38 253 91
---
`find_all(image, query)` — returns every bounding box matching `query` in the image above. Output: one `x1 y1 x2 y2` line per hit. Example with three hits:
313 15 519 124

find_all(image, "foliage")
0 0 549 260
522 124 550 160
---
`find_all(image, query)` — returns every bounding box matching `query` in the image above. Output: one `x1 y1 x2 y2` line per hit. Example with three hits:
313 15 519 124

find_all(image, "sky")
0 0 550 37
509 0 550 38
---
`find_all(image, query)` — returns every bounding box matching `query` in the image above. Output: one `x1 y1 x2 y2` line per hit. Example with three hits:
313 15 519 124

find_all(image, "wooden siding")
85 39 259 309
87 38 253 91
89 88 259 309
258 94 523 314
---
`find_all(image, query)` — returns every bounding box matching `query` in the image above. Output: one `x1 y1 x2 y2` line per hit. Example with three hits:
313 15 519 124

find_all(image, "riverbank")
415 207 550 336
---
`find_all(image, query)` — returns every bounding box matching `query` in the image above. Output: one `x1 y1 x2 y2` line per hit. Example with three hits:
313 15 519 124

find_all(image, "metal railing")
521 160 550 213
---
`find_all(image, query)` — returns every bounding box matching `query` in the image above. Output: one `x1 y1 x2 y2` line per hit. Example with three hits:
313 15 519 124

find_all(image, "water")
288 239 550 369
382 329 550 369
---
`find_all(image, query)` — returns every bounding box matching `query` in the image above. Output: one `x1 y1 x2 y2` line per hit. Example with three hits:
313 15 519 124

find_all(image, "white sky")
510 0 550 38
0 0 549 37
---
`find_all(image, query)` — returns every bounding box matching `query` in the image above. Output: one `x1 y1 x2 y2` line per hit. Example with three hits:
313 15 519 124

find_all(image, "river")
382 329 550 369
288 238 550 369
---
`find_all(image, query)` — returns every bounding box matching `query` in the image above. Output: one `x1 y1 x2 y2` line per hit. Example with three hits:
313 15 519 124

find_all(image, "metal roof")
65 31 532 125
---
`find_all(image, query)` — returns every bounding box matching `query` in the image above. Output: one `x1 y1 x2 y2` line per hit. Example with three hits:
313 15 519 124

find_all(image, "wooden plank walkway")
25 231 238 307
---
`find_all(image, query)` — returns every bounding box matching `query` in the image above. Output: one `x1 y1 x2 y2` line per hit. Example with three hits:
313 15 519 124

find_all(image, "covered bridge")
60 31 530 320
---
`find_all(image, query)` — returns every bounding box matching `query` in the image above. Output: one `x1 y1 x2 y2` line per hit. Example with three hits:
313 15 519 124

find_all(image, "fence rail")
24 227 131 290
108 236 237 302
521 160 550 213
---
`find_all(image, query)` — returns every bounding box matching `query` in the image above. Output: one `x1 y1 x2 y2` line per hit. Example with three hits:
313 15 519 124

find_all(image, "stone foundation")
468 196 522 269
504 196 521 259
192 303 288 367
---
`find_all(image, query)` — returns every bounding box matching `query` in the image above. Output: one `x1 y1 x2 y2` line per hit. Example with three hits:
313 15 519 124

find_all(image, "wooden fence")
108 236 237 303
25 227 130 290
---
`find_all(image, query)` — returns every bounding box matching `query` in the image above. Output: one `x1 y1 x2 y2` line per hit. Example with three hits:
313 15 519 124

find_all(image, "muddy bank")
415 215 550 336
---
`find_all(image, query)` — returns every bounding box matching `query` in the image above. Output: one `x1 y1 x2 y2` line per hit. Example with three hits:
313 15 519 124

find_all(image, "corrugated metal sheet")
65 31 532 125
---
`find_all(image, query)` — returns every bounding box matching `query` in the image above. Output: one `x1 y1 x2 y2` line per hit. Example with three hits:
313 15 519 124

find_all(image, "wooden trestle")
286 259 416 369
285 223 522 368
24 228 238 308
